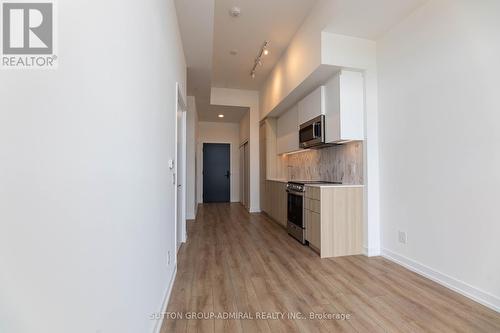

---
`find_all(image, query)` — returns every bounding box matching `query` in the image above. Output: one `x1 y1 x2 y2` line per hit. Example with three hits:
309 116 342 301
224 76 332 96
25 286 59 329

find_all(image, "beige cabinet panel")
279 182 287 226
304 209 310 241
320 187 363 258
263 180 287 228
304 185 363 258
309 211 321 251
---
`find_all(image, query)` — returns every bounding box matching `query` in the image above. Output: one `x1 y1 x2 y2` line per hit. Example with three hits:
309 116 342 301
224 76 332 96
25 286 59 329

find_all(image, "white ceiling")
174 0 220 121
175 0 427 123
198 105 249 123
212 0 318 90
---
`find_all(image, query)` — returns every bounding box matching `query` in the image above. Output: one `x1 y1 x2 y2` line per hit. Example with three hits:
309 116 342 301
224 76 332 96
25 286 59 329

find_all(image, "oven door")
287 190 304 229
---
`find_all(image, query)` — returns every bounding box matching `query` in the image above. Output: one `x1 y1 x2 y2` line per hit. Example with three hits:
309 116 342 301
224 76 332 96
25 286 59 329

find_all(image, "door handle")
225 171 230 178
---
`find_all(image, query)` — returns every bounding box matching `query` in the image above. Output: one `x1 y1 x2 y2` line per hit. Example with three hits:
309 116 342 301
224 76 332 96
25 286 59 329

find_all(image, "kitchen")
260 70 366 258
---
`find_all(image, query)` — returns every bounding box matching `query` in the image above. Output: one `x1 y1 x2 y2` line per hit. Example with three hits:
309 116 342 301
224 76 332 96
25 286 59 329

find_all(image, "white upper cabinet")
298 86 325 125
277 104 299 154
324 70 364 143
273 70 364 156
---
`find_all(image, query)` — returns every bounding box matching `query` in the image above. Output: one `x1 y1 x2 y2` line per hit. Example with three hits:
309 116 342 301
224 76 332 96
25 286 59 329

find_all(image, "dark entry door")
203 143 230 203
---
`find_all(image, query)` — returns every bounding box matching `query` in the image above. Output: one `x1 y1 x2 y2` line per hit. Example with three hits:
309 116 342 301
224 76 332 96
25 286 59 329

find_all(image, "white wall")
197 121 240 203
378 0 500 310
239 110 250 144
0 1 186 332
258 0 327 118
186 96 198 220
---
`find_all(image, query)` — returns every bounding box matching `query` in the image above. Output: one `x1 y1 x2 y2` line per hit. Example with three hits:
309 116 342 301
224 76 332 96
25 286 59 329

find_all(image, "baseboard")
249 207 261 213
152 266 178 333
363 246 381 257
382 248 500 313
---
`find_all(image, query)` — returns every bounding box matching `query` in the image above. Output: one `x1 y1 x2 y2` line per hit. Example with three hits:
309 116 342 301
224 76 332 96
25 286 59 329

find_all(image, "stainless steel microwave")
299 115 325 148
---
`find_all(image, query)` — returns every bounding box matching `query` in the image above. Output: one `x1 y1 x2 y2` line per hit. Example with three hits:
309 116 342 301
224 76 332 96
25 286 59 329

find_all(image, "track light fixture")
250 41 270 79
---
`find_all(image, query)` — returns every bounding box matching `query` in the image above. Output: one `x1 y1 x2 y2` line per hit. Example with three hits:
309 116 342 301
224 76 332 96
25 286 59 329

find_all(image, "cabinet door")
304 209 311 241
266 181 287 227
324 70 364 143
279 182 287 227
277 105 299 155
298 86 325 125
339 71 364 141
270 182 277 221
309 212 321 250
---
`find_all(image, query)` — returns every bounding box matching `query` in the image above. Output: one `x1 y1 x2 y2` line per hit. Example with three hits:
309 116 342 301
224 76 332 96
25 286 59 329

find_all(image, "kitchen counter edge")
266 179 364 188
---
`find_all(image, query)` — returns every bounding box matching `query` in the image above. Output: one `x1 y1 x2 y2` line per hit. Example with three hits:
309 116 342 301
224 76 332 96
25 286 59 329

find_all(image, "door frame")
239 140 249 208
200 141 232 203
175 83 187 251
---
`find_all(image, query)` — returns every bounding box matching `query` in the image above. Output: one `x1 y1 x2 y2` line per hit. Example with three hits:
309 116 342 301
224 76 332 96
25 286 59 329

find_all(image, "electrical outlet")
167 251 171 265
398 231 407 244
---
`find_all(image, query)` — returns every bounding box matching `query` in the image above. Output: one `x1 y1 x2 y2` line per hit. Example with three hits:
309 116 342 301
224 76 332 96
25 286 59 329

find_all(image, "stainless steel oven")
299 115 325 148
287 184 305 244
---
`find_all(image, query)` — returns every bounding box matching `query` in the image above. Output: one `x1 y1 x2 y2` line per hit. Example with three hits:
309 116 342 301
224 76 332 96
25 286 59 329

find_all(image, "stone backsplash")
284 141 363 185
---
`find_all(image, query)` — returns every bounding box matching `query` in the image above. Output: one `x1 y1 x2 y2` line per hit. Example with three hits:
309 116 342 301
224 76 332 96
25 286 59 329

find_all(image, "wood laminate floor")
161 203 500 333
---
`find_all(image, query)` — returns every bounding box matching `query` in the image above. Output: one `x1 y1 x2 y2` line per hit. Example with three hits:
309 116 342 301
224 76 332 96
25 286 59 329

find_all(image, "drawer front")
310 199 321 213
305 186 320 200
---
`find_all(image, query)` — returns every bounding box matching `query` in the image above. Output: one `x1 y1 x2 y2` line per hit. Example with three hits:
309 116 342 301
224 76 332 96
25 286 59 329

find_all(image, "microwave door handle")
313 123 320 139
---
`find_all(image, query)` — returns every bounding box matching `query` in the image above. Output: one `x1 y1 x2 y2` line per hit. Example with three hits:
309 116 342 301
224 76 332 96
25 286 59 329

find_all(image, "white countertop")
305 184 364 188
266 178 288 183
266 179 364 187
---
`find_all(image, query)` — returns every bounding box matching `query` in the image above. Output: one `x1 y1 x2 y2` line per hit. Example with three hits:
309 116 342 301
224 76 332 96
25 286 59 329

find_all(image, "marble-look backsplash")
284 141 363 185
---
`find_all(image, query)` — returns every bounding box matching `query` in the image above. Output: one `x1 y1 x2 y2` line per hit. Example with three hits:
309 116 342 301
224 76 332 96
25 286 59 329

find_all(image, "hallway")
161 204 500 333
